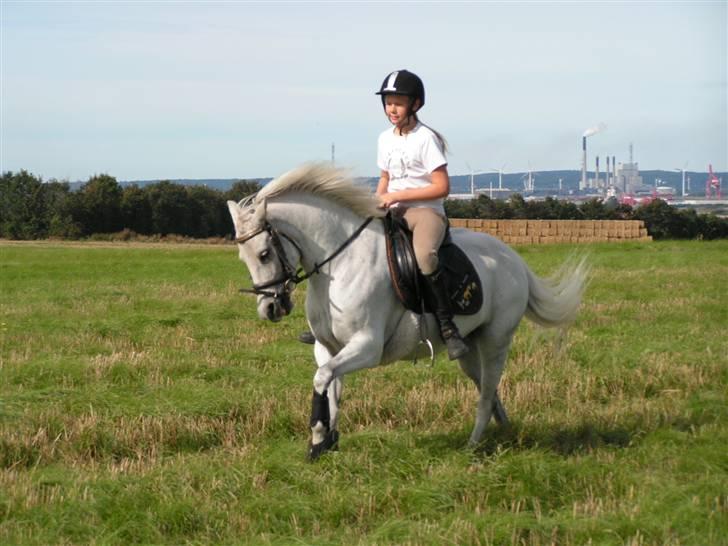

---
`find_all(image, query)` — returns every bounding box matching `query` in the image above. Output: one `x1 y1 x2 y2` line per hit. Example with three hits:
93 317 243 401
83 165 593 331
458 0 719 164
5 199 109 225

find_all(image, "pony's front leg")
308 332 383 460
309 343 344 460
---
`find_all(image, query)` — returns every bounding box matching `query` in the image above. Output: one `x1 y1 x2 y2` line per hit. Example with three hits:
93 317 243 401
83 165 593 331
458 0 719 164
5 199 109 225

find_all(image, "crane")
706 164 722 198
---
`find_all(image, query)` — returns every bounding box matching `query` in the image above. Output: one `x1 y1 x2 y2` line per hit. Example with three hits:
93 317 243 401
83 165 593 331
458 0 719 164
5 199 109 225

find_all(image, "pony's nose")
266 301 278 320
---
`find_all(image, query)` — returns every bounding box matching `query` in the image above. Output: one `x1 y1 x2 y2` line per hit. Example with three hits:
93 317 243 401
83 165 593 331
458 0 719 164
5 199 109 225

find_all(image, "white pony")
227 163 588 459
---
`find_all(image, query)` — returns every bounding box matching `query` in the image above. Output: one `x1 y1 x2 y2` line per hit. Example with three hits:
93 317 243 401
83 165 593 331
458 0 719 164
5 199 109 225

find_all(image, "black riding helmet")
375 69 425 109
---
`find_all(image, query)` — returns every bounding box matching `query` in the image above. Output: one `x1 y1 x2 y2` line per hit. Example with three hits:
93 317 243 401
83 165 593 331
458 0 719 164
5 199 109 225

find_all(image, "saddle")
383 211 483 315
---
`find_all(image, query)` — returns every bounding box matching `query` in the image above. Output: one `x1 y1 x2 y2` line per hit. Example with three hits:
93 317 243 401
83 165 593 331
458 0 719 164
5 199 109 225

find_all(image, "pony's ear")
227 200 244 232
252 198 267 227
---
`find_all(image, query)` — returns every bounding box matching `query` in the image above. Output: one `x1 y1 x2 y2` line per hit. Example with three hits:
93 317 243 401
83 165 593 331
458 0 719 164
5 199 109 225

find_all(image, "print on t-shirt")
384 147 409 180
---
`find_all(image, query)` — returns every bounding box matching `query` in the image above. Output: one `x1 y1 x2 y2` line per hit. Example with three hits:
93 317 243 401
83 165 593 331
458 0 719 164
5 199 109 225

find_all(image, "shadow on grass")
414 420 638 458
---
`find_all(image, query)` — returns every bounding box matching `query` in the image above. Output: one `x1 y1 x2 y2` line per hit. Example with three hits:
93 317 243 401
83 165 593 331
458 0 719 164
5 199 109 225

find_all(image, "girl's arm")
376 170 390 196
378 165 450 208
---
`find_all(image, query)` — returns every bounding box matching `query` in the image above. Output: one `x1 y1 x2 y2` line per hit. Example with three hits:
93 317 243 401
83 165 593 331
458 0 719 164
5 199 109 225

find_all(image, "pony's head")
227 197 298 322
227 163 383 322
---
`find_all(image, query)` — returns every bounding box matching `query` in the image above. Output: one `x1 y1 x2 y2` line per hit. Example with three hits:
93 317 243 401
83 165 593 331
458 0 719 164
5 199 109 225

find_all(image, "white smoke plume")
583 122 607 138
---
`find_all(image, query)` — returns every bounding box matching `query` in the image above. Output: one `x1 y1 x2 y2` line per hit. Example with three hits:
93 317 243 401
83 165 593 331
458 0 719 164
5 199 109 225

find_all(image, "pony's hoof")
307 429 340 461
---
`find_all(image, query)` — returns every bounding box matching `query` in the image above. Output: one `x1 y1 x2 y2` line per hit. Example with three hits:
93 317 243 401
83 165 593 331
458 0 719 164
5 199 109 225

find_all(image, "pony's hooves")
298 331 316 344
307 430 340 461
466 439 482 451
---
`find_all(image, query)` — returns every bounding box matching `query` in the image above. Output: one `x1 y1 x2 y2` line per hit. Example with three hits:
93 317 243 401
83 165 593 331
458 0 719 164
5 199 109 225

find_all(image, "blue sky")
1 1 726 181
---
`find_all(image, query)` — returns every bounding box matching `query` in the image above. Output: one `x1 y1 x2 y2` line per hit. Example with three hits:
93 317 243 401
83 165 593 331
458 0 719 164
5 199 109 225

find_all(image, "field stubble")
0 240 726 545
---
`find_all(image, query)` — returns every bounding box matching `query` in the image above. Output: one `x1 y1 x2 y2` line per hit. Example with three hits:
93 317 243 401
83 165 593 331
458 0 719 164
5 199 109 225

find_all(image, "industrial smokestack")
581 123 606 191
606 156 610 186
581 136 587 190
596 156 600 189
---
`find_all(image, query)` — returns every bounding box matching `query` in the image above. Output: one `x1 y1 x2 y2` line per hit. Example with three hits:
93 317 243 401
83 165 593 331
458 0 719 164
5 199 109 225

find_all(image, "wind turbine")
488 163 507 190
674 161 689 197
522 162 538 193
465 161 487 196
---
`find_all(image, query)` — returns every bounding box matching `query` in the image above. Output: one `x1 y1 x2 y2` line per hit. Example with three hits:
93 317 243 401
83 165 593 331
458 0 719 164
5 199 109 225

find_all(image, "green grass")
1 240 726 545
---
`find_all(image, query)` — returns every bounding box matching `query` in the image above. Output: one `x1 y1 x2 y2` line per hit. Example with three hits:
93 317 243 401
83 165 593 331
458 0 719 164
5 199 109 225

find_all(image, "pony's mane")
253 163 385 219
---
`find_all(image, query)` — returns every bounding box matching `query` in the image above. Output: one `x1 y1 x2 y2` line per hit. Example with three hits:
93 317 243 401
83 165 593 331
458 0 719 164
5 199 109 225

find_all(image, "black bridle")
235 216 374 300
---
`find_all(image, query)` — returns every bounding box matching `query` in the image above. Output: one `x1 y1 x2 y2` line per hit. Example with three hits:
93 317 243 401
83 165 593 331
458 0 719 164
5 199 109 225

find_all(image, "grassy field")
0 239 726 545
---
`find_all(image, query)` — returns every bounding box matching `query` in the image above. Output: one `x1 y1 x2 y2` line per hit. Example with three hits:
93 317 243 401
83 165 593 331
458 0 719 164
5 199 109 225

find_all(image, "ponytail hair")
400 96 449 154
419 119 449 154
405 97 448 154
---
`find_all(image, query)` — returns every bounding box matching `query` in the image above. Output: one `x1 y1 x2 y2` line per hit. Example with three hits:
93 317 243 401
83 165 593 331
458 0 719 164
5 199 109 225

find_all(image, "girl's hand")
378 192 399 209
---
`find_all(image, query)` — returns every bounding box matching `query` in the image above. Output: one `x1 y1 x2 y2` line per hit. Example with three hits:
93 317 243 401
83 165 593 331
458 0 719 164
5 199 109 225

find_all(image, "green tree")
444 197 475 219
699 213 728 240
44 180 80 238
477 195 512 219
578 198 610 220
0 171 47 239
508 194 528 219
74 174 124 235
186 185 228 238
633 199 679 239
121 185 153 234
145 181 196 236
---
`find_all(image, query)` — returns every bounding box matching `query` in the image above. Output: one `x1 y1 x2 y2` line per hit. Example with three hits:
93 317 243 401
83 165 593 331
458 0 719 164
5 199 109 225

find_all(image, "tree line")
0 171 261 240
2 170 727 240
444 194 728 240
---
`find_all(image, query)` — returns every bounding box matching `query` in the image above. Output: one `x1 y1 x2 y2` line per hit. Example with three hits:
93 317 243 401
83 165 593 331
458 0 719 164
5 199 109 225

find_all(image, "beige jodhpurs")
401 207 448 275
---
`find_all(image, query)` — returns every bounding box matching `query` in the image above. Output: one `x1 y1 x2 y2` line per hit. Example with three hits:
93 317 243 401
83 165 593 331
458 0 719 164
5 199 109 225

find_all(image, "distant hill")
447 169 723 195
67 169 724 195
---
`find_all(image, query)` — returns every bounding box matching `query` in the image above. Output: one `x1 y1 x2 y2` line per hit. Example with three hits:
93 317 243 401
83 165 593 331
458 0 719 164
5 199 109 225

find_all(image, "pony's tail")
525 254 590 328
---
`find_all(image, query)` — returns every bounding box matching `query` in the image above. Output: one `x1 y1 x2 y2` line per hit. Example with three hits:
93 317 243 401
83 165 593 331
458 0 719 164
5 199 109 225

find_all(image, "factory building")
615 161 643 194
580 132 645 195
614 144 643 194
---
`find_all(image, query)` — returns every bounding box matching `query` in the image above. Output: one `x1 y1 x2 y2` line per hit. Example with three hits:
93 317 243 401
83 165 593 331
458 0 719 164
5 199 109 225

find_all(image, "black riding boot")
424 267 469 360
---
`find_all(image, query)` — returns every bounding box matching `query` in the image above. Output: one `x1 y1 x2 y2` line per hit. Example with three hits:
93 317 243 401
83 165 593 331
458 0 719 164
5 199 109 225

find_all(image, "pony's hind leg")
457 332 491 445
466 332 514 447
458 328 483 389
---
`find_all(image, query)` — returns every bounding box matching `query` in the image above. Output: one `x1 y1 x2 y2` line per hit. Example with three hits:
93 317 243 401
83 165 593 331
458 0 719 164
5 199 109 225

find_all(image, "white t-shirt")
377 122 448 214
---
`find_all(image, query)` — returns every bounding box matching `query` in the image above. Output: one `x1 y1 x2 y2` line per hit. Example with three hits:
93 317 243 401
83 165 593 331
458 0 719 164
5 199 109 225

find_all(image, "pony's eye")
259 249 271 263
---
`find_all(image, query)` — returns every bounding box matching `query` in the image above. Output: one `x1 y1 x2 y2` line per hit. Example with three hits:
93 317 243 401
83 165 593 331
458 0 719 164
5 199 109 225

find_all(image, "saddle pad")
384 213 483 316
438 243 483 316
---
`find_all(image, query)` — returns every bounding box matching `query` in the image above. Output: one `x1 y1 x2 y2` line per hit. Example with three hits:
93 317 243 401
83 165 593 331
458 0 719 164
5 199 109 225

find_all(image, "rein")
235 216 374 298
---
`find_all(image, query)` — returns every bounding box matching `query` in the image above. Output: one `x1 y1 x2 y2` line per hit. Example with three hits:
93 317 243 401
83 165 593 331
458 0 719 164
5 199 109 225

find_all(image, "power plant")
580 124 643 195
578 134 723 209
448 126 725 212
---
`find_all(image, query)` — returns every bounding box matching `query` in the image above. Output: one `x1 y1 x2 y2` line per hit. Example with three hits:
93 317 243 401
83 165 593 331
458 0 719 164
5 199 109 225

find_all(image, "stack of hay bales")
449 219 651 244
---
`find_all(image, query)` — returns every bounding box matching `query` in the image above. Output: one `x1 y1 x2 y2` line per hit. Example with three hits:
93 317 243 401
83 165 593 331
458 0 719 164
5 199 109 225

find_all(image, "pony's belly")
380 312 443 364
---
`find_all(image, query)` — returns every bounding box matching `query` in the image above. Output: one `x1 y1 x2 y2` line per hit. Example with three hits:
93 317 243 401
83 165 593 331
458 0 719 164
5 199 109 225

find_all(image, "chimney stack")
581 137 587 190
606 156 611 186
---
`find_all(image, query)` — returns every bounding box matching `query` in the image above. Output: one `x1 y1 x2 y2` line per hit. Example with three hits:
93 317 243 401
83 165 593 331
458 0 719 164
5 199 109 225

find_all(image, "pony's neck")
266 193 368 274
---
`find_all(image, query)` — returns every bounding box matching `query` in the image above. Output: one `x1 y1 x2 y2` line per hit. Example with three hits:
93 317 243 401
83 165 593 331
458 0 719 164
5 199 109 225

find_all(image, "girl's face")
384 94 419 129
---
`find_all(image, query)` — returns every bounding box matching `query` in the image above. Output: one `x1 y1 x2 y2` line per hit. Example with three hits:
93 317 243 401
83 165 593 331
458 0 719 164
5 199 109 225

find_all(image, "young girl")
375 69 468 360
